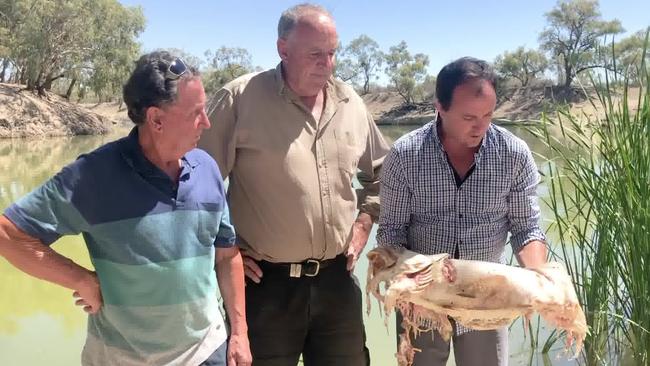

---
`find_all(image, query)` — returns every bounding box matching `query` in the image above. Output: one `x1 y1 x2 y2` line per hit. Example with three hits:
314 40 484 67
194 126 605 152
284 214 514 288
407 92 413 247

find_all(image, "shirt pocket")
335 129 360 175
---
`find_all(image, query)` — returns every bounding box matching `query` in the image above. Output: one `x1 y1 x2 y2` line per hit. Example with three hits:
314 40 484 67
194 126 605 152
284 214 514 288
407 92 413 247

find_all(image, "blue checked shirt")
377 120 546 334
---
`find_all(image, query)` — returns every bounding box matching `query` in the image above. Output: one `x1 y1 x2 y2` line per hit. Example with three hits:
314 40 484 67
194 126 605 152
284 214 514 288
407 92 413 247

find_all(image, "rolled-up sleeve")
508 148 547 253
356 111 390 222
376 146 411 248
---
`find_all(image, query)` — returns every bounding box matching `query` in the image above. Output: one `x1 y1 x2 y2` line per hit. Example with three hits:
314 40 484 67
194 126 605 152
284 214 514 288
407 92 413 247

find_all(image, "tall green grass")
534 33 650 365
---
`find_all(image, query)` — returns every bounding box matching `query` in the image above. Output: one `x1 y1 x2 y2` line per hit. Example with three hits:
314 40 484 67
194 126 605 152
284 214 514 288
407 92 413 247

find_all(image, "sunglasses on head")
165 58 188 80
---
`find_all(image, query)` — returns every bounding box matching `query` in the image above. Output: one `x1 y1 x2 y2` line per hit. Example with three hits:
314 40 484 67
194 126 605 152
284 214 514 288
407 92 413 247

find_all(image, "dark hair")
122 51 199 125
435 57 497 111
278 3 332 39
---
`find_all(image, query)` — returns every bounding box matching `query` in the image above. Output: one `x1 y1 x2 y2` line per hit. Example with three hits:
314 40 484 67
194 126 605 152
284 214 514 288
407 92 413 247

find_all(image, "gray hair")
122 50 199 125
277 3 333 39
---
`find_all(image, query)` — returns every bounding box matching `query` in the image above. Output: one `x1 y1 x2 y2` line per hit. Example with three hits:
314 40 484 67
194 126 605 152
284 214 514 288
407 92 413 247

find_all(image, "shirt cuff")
510 228 547 253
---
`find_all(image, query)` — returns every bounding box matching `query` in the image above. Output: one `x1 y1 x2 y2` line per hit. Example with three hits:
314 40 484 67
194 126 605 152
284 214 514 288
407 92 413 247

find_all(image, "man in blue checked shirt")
377 57 548 366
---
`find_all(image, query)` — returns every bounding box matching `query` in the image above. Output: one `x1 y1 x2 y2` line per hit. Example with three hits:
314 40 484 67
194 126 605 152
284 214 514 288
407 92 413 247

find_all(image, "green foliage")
202 46 254 95
610 28 650 85
494 47 549 86
384 41 429 104
539 0 624 88
413 74 436 102
0 0 144 99
160 48 205 71
534 31 650 364
336 35 383 95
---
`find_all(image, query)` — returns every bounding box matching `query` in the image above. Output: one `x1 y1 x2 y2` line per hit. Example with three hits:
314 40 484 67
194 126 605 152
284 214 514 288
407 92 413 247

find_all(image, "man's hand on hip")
72 270 103 314
242 255 263 283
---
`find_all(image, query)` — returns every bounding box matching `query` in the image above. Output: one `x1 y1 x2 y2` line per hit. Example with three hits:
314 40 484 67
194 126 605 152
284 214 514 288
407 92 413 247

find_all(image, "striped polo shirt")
4 127 235 365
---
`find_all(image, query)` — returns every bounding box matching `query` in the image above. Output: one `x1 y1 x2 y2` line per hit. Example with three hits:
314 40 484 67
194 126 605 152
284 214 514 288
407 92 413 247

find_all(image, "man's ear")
434 101 445 119
277 38 288 61
145 106 164 132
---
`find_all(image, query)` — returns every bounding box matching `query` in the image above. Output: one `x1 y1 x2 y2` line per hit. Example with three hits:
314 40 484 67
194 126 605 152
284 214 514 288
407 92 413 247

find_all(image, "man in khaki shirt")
199 3 389 366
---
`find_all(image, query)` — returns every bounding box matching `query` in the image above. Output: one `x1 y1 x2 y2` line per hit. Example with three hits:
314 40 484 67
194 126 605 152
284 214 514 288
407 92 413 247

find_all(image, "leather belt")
258 254 344 278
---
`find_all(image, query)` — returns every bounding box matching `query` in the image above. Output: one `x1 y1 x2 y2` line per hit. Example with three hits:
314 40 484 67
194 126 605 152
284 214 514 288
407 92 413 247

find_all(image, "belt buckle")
303 259 320 277
289 263 302 278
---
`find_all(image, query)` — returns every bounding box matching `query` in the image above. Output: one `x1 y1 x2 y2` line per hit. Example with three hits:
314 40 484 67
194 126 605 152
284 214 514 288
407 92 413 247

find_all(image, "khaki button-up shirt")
199 63 390 262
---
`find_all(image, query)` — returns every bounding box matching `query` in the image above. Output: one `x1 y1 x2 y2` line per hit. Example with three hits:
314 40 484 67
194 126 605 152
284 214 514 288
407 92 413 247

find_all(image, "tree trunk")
0 59 9 83
19 69 27 85
42 73 65 91
65 78 77 100
564 61 573 88
363 69 370 95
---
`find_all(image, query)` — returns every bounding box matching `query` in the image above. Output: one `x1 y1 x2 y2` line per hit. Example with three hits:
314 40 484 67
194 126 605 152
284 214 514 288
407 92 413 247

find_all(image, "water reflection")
0 124 579 366
0 129 130 366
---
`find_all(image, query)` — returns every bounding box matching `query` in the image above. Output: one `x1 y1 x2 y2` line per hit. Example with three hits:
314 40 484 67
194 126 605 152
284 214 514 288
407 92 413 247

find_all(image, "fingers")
244 268 261 283
235 354 252 366
75 298 100 314
72 290 102 314
243 256 263 283
346 252 357 271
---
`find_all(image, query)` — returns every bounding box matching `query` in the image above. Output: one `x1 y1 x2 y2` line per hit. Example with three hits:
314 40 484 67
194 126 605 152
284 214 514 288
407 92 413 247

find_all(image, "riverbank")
1 82 641 137
0 83 123 138
365 85 642 126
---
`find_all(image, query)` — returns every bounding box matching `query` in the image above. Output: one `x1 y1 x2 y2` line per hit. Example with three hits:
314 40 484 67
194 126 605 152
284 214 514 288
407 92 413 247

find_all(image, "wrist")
230 327 248 336
73 268 95 291
355 213 373 231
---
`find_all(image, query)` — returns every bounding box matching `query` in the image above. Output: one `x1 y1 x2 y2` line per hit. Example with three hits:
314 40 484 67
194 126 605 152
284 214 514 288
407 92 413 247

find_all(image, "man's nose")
199 110 211 129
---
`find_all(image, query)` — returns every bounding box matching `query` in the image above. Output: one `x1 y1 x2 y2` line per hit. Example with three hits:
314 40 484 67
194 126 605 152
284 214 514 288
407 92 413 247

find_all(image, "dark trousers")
396 312 508 366
246 254 370 366
199 341 227 366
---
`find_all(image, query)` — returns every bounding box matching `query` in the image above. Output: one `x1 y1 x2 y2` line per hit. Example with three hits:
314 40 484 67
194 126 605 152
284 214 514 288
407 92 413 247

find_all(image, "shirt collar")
273 62 350 103
120 127 198 176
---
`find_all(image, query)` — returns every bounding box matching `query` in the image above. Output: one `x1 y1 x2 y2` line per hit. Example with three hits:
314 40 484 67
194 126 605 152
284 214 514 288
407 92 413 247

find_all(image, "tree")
384 41 429 104
539 0 624 88
611 28 650 84
413 74 436 102
0 0 32 83
0 0 144 97
203 46 254 94
494 47 549 86
157 48 204 70
336 35 383 94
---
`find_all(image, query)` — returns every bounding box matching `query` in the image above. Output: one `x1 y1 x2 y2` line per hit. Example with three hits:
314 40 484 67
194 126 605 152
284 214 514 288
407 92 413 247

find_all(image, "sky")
118 0 650 79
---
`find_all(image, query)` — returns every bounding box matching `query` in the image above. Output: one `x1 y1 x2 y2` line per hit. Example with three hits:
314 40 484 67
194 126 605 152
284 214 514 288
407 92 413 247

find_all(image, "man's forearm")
354 212 373 241
0 215 95 290
216 246 248 335
516 240 547 268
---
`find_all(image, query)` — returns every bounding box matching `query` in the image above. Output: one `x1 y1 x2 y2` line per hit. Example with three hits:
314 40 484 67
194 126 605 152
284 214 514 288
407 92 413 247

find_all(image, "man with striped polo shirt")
0 51 251 365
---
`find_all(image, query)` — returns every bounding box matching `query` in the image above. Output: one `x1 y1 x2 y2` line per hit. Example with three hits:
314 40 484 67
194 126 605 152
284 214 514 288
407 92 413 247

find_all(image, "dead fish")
366 246 588 366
